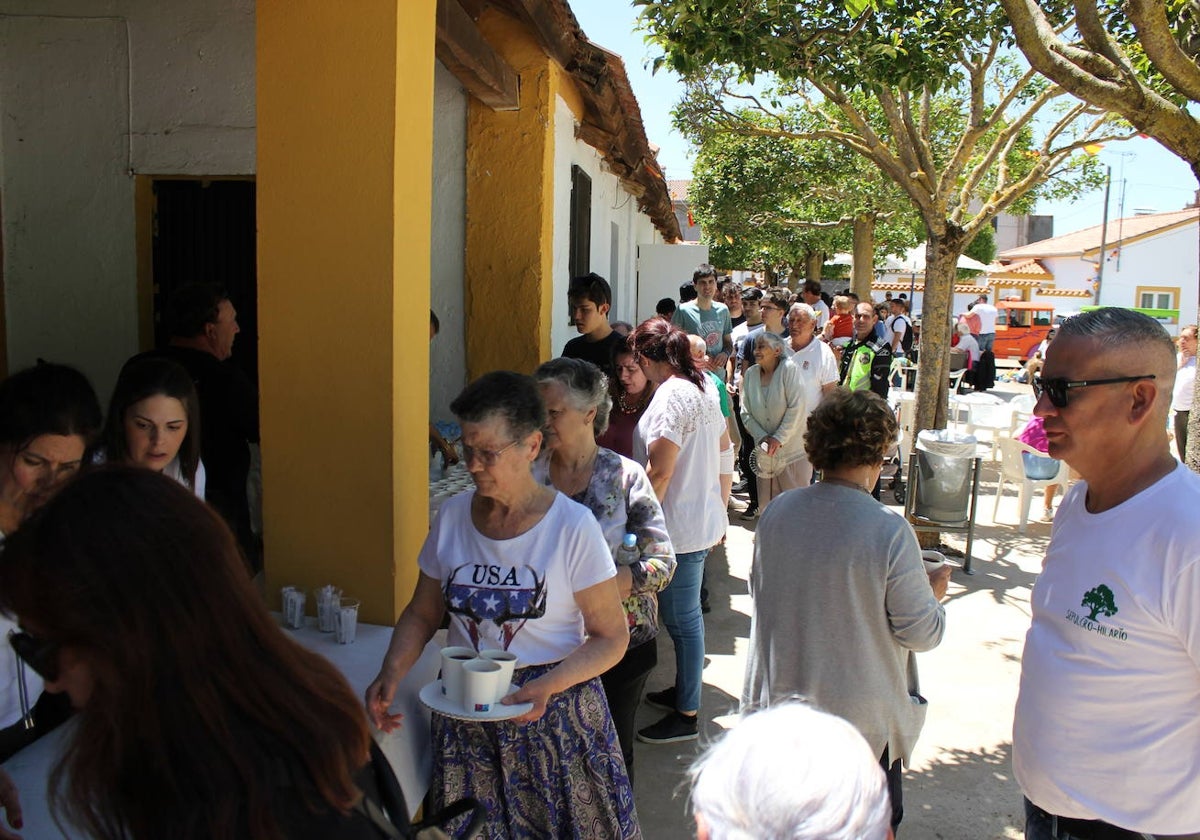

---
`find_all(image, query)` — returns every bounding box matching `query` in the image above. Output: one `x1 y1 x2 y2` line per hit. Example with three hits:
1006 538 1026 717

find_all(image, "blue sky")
569 0 1199 236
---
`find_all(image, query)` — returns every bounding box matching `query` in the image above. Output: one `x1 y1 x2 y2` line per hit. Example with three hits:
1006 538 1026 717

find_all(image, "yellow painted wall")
464 11 574 379
257 0 435 623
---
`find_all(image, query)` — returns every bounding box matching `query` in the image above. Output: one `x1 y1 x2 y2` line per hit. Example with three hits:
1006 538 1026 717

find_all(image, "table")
1 620 444 838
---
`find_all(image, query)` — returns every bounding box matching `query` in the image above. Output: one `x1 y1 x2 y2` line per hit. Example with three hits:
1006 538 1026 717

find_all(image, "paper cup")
283 588 307 629
316 586 342 633
440 647 478 706
462 659 502 714
479 650 517 701
921 550 947 572
334 598 359 644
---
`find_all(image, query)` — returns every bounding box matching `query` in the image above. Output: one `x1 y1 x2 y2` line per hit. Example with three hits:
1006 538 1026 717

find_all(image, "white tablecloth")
0 619 444 838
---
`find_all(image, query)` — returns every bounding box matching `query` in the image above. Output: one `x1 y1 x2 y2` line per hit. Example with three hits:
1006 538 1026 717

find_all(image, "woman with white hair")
955 321 981 367
739 330 807 512
690 701 893 840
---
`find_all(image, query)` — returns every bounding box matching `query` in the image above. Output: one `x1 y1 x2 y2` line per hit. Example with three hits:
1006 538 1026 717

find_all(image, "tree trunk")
805 251 825 289
913 235 961 434
851 214 876 300
1187 165 1200 473
910 232 963 548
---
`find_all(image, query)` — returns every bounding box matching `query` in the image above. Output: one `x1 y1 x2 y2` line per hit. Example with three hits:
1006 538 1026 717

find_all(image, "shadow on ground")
905 741 1025 839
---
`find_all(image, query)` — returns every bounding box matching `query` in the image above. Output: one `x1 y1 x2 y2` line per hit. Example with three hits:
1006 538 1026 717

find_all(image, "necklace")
617 389 649 414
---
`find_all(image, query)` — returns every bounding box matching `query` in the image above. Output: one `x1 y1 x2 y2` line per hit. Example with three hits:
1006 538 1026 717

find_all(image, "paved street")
632 385 1049 839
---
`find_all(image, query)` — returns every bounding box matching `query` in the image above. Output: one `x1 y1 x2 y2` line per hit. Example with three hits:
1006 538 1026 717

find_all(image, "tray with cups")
420 646 531 721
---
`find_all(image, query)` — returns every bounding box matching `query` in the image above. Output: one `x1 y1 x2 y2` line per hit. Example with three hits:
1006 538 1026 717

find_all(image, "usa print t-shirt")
419 491 615 667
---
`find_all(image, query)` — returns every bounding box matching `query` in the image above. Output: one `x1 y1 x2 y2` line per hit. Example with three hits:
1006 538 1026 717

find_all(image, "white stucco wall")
1 0 255 395
550 94 666 359
429 61 467 422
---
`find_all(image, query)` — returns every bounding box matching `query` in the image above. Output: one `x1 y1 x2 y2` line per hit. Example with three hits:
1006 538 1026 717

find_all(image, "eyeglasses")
1032 374 1156 408
461 439 521 467
760 305 780 312
9 630 60 682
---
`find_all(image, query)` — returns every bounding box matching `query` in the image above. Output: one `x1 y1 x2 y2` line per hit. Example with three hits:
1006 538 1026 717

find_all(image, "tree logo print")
1081 584 1118 622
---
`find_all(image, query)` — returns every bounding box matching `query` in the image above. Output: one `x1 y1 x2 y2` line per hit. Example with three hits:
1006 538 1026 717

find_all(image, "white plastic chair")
994 437 1069 533
1008 394 1036 436
965 400 1015 459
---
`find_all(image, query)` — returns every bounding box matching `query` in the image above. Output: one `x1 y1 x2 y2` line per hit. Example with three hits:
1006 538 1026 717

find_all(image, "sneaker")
636 711 699 744
740 504 758 520
732 479 749 494
1042 507 1054 521
644 686 676 712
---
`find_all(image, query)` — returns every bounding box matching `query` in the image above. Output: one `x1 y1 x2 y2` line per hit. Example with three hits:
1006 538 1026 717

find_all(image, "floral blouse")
533 447 676 647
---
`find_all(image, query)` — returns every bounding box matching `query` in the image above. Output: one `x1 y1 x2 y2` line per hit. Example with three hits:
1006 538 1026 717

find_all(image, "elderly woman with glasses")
744 388 950 834
532 357 675 782
740 331 808 512
366 371 639 839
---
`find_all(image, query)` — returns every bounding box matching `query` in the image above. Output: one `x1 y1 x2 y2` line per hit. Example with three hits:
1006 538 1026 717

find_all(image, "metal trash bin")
913 429 978 523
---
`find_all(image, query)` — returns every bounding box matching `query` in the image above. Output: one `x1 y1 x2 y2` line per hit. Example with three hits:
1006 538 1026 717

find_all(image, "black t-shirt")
562 331 627 378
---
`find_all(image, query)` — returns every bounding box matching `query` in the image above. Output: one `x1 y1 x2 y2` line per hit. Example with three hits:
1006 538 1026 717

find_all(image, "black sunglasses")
1032 374 1156 408
9 630 60 682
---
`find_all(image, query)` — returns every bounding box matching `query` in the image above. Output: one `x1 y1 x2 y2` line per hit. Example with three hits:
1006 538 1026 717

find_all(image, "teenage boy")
562 273 624 377
673 264 733 374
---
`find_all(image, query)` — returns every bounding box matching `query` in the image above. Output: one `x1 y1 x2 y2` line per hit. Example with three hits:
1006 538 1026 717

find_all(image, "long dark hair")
630 318 705 390
0 467 371 840
103 358 201 486
0 363 101 451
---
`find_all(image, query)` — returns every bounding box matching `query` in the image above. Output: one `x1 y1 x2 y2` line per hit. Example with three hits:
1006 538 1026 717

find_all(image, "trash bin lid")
916 428 978 456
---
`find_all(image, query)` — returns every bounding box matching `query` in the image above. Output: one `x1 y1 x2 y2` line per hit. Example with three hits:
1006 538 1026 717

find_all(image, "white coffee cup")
462 659 502 714
440 647 478 708
479 650 518 701
921 550 947 572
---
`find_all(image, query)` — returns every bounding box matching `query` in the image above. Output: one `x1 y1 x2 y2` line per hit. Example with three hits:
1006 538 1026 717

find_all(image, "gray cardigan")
742 481 946 765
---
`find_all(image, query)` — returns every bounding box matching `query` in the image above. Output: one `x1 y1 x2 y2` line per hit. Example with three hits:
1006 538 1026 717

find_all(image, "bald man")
1013 308 1200 839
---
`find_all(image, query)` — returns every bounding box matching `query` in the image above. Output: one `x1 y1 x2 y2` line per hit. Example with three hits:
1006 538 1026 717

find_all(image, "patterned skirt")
430 662 641 839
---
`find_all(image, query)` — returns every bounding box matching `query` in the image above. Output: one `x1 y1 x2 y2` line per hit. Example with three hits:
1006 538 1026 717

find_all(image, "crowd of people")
0 262 1196 840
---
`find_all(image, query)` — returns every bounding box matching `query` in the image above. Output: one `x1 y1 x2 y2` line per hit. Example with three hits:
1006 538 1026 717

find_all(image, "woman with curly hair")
742 388 951 834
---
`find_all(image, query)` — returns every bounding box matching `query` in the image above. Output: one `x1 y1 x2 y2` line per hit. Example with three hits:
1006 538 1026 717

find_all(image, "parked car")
992 301 1055 359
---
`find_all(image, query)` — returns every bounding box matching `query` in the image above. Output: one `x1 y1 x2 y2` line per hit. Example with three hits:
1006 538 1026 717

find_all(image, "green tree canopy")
638 11 1125 431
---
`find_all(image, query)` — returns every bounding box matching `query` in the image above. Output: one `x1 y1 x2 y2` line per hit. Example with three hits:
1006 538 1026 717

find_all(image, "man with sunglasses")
1014 308 1200 840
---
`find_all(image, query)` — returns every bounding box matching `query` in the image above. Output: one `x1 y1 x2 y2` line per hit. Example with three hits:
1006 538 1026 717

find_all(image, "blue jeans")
657 548 708 713
978 332 995 352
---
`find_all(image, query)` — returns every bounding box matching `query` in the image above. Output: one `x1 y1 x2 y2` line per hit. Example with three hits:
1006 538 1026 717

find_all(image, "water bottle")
616 533 640 566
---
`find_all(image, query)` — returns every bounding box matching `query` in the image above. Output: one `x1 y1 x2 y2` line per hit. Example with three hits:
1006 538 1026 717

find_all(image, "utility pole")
1094 165 1111 306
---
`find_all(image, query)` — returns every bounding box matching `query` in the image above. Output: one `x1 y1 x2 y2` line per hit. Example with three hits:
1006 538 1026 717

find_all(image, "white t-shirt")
633 376 726 554
974 302 998 333
788 337 839 426
1172 354 1196 412
809 299 831 330
419 491 614 667
1013 464 1200 833
886 314 909 351
956 333 981 364
0 612 41 730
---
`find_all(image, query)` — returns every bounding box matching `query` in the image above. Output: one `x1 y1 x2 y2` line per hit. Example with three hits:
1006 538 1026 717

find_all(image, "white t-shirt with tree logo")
1013 463 1200 833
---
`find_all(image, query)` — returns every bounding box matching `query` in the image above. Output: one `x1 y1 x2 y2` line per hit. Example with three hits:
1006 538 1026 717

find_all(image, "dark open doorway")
151 179 258 383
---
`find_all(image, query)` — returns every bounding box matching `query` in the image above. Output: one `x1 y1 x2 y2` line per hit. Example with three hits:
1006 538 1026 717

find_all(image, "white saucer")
419 680 533 721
